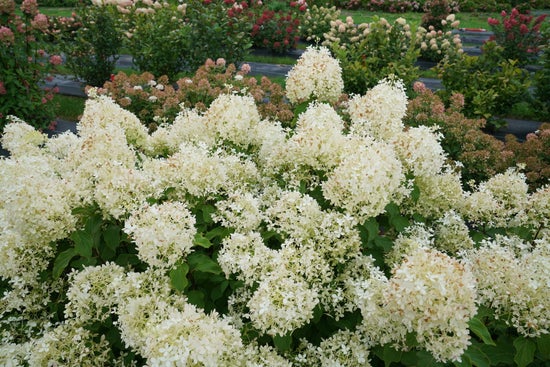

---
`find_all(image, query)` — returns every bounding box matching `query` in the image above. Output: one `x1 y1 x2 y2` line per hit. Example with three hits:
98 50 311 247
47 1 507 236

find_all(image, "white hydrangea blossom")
283 102 347 171
124 201 197 269
392 125 446 176
203 93 262 148
406 169 465 218
146 108 216 156
524 185 550 236
247 268 320 336
92 162 153 219
27 321 112 367
347 77 408 141
433 210 474 254
0 120 47 157
286 46 344 104
386 248 477 362
218 232 278 286
213 191 265 232
295 329 372 367
462 168 529 227
79 93 148 148
65 263 126 324
322 136 405 221
141 142 260 200
385 223 434 267
463 236 550 337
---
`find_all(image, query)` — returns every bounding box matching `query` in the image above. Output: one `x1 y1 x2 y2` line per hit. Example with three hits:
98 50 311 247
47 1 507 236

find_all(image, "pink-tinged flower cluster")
0 25 14 45
49 54 63 66
20 0 38 16
0 0 15 15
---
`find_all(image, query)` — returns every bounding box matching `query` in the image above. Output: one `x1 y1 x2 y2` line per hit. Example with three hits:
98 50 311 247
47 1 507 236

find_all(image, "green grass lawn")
53 94 85 121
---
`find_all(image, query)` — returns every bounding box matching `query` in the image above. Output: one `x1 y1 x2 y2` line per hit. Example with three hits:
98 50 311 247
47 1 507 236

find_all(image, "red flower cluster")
487 8 546 65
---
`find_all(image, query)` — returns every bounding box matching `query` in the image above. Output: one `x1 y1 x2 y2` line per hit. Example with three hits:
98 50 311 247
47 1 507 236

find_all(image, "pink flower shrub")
487 7 547 65
0 0 61 131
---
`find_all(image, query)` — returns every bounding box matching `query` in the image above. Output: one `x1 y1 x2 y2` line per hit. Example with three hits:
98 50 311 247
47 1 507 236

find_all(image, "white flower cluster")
285 46 344 104
353 247 477 362
322 136 405 221
463 236 550 337
462 168 529 227
347 76 408 141
124 201 197 269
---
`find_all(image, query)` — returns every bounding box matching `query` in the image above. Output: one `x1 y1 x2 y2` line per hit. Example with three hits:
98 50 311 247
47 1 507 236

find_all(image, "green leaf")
273 333 292 352
103 224 121 251
187 290 205 308
312 304 323 324
463 345 490 367
410 182 421 203
469 317 496 346
188 253 223 275
536 334 550 360
53 248 78 278
115 253 141 267
97 240 116 261
169 263 189 292
514 336 536 367
361 217 379 243
382 345 402 367
193 233 213 249
453 356 472 367
85 213 103 235
415 350 445 367
374 236 393 252
205 226 231 241
210 280 229 301
70 230 93 258
201 204 216 224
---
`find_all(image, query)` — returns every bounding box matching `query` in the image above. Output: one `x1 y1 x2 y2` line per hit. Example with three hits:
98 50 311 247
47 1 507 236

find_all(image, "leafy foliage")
61 1 123 86
0 0 61 132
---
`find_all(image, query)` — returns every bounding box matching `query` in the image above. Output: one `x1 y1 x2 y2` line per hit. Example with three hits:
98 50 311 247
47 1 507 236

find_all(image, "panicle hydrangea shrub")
0 46 548 367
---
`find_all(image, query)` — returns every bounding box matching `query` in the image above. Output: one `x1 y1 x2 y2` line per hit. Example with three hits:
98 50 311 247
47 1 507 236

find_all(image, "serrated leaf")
416 350 446 367
188 253 222 274
469 317 496 346
514 336 536 367
115 253 141 267
362 217 379 243
53 248 77 278
201 204 216 224
170 263 189 292
85 213 103 234
411 182 421 203
374 236 393 252
193 233 213 249
273 333 292 352
70 230 93 258
382 345 402 367
103 224 121 251
463 345 490 367
205 226 230 241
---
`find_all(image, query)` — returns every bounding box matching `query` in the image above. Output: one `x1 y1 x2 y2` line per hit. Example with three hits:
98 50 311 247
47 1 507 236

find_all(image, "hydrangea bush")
1 47 549 366
99 59 293 131
0 0 63 132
